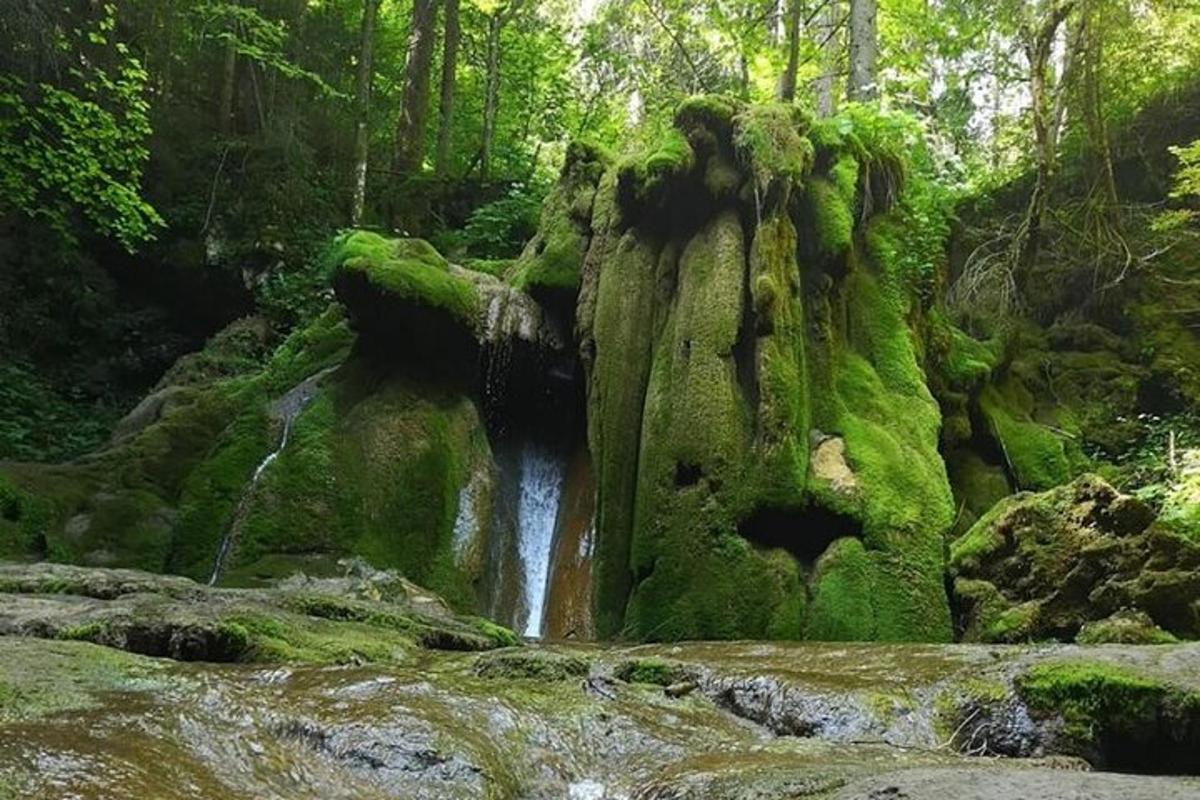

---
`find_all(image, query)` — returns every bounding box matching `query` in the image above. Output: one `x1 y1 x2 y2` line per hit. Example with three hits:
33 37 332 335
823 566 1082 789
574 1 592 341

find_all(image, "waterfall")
515 441 566 638
207 368 332 586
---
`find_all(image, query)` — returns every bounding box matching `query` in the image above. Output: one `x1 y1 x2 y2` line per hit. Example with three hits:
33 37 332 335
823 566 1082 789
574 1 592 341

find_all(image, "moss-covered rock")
0 561 517 664
1015 659 1200 769
509 140 610 299
0 305 495 610
577 97 956 642
950 474 1200 641
330 231 479 325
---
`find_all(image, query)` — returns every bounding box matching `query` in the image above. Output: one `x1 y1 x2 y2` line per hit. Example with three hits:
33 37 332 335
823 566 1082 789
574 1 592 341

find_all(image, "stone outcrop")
577 99 953 640
950 474 1200 642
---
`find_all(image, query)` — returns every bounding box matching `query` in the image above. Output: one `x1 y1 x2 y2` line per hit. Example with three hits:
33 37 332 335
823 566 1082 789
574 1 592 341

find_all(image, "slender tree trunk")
847 0 877 101
392 0 440 173
1018 0 1077 274
778 0 802 101
351 0 380 226
435 0 460 176
990 36 1002 170
481 12 502 182
217 9 237 135
1080 2 1118 214
814 0 839 115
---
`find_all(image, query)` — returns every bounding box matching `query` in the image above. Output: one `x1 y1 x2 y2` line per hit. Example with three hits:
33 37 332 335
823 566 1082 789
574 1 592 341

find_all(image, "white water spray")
516 441 566 637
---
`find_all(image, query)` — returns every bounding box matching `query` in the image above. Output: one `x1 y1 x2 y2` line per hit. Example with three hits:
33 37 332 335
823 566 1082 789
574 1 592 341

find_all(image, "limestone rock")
950 474 1200 641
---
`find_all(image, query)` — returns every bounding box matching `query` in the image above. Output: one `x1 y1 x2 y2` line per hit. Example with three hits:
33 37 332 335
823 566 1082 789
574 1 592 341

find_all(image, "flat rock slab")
834 767 1200 800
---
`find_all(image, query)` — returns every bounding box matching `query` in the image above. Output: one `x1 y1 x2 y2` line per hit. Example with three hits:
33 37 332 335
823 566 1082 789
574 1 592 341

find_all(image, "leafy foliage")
0 4 161 250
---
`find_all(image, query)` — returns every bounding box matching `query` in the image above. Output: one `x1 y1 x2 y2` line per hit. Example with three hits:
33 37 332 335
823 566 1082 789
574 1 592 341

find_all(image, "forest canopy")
1 0 1199 460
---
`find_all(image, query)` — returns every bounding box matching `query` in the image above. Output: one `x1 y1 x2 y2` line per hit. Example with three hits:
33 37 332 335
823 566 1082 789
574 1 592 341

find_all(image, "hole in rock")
1093 714 1200 775
736 504 861 563
674 462 703 488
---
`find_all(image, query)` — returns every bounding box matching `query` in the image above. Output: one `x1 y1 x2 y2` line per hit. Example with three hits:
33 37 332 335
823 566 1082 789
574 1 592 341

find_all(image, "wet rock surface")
0 561 517 663
2 610 1200 798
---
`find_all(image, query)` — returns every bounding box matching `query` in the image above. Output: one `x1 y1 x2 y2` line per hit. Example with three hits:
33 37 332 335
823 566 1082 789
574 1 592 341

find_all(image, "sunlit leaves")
0 6 162 251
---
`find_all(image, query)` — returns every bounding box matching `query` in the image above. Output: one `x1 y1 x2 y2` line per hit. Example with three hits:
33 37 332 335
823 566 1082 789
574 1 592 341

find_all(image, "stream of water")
208 368 332 586
515 441 566 637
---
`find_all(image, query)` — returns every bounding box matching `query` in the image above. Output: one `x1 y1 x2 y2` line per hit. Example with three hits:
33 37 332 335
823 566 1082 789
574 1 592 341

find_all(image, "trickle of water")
516 442 566 638
208 368 333 586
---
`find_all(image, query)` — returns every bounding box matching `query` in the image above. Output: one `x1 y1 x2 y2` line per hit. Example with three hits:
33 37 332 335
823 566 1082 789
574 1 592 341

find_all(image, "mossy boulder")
577 97 954 641
950 474 1200 641
0 306 496 610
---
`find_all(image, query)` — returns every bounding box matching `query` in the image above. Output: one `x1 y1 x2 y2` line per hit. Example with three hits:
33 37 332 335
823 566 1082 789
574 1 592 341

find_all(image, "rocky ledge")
0 560 517 663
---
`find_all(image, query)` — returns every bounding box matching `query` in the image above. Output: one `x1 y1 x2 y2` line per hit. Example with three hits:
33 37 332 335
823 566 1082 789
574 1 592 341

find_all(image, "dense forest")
3 0 1197 460
3 0 1200 796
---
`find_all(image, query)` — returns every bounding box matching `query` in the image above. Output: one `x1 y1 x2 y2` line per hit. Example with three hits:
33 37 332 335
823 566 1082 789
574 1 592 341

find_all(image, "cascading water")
208 368 332 586
514 441 566 637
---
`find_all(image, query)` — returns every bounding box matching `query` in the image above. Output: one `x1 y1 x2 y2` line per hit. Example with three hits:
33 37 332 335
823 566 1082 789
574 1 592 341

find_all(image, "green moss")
224 364 483 609
155 316 276 389
984 600 1040 642
732 104 812 200
618 128 695 203
674 94 741 132
979 382 1071 491
262 304 354 394
510 139 610 295
805 177 854 257
55 621 110 642
614 657 686 686
1016 660 1200 746
1076 610 1179 644
585 202 663 637
927 309 1001 392
473 649 590 681
945 449 1011 535
1160 462 1200 541
329 230 479 325
168 388 272 579
0 474 50 558
622 211 808 642
947 493 1022 571
830 155 859 205
805 538 875 641
220 611 413 665
0 639 168 722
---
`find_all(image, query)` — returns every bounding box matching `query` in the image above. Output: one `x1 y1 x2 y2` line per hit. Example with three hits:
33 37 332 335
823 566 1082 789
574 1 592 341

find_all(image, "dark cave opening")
737 503 862 564
1095 722 1200 776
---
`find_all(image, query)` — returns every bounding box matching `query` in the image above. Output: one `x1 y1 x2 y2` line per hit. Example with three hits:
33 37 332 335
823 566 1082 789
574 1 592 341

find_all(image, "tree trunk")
351 0 380 226
814 0 839 115
778 0 801 102
392 0 440 174
1080 2 1118 214
435 0 460 177
481 12 502 182
217 9 237 135
1017 0 1077 274
847 0 876 101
